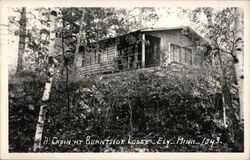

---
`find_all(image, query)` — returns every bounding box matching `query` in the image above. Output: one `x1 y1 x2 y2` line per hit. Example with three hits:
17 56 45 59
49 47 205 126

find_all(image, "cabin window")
82 49 97 67
82 56 91 67
98 53 101 64
103 48 108 62
81 52 86 67
88 57 91 65
170 43 192 65
184 48 192 65
94 50 97 64
181 48 186 63
118 44 142 70
145 35 160 68
82 58 85 67
81 44 116 67
171 44 181 62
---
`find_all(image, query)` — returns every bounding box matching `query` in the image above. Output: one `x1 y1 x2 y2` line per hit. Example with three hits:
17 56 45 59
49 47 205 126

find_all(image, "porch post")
142 33 145 68
134 45 138 69
168 42 171 64
114 38 118 57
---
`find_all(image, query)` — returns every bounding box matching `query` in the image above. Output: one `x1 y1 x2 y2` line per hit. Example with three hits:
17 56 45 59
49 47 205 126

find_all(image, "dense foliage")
7 7 243 153
9 64 242 152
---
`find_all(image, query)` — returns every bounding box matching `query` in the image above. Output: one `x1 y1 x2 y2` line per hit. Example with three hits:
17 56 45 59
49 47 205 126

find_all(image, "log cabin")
76 26 211 76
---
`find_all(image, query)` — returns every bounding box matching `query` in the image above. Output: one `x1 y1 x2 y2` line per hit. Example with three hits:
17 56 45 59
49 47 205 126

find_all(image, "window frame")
170 43 193 65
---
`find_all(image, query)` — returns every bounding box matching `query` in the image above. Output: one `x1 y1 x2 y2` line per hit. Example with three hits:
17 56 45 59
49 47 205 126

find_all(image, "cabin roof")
79 26 211 52
141 26 188 32
142 26 210 47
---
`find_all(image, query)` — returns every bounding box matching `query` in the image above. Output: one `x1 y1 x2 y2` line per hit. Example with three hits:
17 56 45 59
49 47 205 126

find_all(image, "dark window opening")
117 44 142 71
145 35 161 68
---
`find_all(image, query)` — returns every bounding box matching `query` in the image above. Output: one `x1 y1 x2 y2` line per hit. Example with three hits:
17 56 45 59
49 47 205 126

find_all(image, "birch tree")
233 8 244 121
203 8 242 151
33 10 57 152
186 7 244 121
16 7 27 73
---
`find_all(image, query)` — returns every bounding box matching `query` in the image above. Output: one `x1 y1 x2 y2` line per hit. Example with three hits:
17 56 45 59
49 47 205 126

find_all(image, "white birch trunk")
205 9 241 150
17 7 27 73
142 33 145 68
233 8 244 121
33 10 57 152
139 8 144 30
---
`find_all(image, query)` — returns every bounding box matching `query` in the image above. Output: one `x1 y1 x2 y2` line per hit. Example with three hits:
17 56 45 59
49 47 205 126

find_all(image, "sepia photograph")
0 0 249 159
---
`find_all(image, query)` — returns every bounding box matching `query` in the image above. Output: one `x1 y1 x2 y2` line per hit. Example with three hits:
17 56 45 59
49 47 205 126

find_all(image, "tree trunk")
205 9 241 151
233 8 244 121
72 9 85 81
33 10 57 152
128 99 133 137
218 50 240 139
61 15 70 115
16 7 27 73
139 8 144 30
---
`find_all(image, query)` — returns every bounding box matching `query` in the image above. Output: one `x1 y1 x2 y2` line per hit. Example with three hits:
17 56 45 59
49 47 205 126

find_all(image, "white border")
1 0 249 160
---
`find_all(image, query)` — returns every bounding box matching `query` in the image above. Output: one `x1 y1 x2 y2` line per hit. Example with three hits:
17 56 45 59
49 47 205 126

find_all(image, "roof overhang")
80 26 212 54
141 26 211 47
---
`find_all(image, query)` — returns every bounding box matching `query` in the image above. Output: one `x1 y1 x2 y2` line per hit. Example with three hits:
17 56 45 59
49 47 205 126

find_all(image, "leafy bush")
9 72 45 152
9 64 242 152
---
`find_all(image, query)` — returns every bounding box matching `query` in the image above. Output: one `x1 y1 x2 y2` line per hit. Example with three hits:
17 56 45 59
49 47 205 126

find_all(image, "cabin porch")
117 33 161 71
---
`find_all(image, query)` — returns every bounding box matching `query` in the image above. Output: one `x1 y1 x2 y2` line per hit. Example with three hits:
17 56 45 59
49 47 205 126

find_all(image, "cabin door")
145 35 161 68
